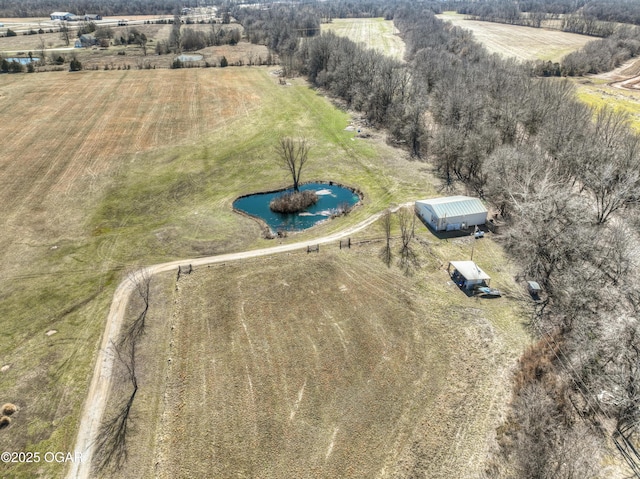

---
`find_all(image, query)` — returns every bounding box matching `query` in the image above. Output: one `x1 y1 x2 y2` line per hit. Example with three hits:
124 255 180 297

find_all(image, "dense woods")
228 1 640 475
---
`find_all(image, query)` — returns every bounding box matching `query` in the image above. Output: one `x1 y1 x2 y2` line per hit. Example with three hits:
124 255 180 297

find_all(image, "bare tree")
92 340 138 474
59 21 71 46
397 207 417 274
380 209 392 267
276 137 311 191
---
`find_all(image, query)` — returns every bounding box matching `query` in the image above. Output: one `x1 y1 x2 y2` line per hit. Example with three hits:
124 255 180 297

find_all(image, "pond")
233 183 361 233
4 57 39 64
176 54 203 62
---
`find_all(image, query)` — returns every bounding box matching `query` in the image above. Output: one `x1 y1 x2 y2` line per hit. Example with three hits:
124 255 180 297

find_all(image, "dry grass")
109 219 529 479
322 18 405 60
436 12 592 62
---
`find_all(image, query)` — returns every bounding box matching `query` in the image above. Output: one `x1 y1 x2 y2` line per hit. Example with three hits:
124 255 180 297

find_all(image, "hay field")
109 222 528 479
0 67 440 478
437 12 592 62
322 18 405 60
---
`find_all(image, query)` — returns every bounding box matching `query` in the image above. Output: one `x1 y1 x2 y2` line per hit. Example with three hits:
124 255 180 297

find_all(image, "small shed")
416 196 487 232
448 261 491 290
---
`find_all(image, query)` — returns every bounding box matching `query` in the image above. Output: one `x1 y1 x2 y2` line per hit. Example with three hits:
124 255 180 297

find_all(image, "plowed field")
437 12 592 62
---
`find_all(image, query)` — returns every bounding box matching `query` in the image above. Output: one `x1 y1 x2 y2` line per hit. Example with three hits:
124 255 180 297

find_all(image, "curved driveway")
66 203 411 479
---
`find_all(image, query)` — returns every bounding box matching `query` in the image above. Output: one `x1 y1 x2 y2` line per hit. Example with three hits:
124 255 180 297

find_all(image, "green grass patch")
574 80 640 131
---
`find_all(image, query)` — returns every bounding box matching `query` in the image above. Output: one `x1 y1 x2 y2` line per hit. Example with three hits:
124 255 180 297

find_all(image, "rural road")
66 202 412 479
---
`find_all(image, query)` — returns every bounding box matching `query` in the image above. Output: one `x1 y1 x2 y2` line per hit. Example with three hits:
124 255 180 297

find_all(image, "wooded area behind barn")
233 1 640 475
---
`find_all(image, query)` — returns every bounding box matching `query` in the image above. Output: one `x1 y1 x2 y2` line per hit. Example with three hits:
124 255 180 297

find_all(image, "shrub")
270 190 318 213
69 57 82 71
0 416 11 429
1 404 16 416
6 29 16 37
220 55 228 67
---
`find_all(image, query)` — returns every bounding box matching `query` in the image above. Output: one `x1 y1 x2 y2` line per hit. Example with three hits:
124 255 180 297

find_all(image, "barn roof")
449 261 491 281
416 196 487 218
51 12 72 16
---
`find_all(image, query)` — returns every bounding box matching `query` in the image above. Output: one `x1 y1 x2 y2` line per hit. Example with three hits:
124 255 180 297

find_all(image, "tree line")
0 0 180 17
455 0 640 28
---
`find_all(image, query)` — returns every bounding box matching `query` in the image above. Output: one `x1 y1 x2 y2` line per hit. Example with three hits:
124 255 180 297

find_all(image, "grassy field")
322 18 405 61
0 66 442 477
573 78 640 131
436 12 592 62
107 217 529 478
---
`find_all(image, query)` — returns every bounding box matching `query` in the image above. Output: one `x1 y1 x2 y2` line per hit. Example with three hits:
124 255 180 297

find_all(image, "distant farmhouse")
50 12 74 21
84 14 102 21
415 196 487 232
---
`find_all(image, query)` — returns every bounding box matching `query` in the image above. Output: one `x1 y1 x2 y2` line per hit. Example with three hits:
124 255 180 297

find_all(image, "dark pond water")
233 183 361 232
5 57 40 64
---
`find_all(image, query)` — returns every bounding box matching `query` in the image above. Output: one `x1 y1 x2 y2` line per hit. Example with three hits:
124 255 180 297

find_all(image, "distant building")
50 12 74 21
84 14 103 21
75 34 97 48
415 196 487 232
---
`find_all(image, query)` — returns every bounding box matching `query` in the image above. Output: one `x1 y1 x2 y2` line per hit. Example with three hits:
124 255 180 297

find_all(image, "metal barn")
415 196 487 232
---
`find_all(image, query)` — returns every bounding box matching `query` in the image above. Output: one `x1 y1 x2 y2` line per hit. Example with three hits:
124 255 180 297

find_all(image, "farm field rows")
0 66 440 477
322 18 405 60
436 12 592 62
107 227 528 479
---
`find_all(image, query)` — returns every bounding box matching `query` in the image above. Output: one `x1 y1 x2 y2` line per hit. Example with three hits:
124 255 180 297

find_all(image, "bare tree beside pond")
277 137 310 192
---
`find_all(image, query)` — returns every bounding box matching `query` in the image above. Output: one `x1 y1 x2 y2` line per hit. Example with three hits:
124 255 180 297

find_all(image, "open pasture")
436 12 592 62
108 228 528 479
0 66 439 477
322 18 405 60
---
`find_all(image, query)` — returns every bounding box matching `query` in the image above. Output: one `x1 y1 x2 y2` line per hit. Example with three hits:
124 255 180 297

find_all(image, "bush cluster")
269 190 318 213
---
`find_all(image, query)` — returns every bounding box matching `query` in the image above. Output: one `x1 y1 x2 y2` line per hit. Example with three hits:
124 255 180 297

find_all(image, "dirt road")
66 203 411 479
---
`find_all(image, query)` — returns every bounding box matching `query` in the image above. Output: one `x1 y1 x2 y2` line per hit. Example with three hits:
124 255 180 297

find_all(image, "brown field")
436 12 593 62
322 18 405 61
108 227 528 478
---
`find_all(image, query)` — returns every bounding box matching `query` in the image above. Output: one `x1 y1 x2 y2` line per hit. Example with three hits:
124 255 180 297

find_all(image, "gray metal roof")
449 261 491 281
416 196 487 219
